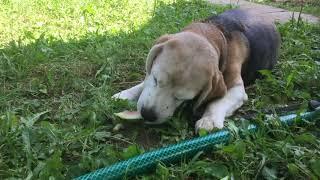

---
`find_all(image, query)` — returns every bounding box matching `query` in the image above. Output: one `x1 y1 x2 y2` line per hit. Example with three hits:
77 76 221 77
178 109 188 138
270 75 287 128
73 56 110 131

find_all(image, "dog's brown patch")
183 23 249 89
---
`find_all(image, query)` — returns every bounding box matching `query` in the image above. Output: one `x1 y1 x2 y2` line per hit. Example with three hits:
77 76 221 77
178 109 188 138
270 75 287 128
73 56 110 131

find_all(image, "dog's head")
137 31 226 124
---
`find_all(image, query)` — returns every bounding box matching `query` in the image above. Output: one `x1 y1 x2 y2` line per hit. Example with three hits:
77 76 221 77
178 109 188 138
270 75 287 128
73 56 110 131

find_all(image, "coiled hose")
76 107 320 180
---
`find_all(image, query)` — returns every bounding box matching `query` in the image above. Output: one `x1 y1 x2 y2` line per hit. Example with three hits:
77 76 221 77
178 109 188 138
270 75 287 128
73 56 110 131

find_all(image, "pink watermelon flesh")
114 110 142 120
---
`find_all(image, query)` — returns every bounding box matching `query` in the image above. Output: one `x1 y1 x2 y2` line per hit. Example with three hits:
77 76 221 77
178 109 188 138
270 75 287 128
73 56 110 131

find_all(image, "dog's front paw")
195 116 224 132
112 92 124 100
112 91 134 100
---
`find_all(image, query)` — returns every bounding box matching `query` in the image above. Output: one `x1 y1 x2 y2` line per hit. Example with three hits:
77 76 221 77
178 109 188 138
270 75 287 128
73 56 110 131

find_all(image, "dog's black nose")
141 107 157 122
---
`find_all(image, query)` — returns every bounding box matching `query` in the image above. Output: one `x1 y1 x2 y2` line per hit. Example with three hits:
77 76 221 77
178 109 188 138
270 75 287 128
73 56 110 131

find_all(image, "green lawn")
1 0 320 179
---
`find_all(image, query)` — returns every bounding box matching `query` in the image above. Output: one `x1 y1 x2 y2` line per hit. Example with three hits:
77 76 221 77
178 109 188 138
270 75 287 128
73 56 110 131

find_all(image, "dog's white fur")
112 26 249 131
195 80 247 130
113 79 247 130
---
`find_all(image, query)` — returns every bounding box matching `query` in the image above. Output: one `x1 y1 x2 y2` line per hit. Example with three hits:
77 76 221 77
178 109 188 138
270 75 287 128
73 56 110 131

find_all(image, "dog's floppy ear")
193 69 227 111
146 34 172 75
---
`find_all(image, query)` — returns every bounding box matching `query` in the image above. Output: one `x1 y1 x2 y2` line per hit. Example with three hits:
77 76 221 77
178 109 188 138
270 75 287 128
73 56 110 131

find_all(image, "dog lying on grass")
113 8 280 131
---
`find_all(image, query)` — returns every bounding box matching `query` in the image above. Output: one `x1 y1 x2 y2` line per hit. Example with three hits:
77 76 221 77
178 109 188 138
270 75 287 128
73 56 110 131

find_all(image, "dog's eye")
153 76 158 86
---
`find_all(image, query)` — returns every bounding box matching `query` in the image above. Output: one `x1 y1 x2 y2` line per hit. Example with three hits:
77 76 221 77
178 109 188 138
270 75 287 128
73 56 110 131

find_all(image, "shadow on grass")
0 1 231 179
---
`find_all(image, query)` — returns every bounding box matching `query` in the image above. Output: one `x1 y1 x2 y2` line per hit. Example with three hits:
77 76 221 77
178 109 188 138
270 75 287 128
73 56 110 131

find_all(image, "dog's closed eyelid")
151 74 167 87
153 76 158 86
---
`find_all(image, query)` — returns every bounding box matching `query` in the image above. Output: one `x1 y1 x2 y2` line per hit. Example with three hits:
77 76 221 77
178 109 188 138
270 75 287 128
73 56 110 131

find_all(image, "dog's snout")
141 107 157 122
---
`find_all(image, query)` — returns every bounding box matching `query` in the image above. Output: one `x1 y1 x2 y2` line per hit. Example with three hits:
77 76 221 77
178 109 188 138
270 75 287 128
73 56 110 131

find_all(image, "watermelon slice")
114 110 142 120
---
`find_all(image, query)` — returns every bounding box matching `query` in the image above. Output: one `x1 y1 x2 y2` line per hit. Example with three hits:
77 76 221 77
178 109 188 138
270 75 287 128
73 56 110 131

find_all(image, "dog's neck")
182 22 228 72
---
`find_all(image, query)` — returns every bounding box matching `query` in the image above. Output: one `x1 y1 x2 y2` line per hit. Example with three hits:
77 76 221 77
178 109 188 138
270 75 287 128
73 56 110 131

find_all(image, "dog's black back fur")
204 9 281 85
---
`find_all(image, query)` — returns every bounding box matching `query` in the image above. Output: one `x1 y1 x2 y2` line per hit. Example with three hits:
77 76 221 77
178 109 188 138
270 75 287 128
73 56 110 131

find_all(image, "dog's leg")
195 80 248 131
112 82 144 101
196 32 249 131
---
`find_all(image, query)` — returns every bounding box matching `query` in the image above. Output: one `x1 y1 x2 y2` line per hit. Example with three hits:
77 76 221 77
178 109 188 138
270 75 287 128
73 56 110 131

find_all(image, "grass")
0 0 319 179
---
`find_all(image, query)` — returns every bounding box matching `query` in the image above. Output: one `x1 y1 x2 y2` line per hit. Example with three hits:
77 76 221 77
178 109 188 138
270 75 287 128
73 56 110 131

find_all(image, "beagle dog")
113 8 280 131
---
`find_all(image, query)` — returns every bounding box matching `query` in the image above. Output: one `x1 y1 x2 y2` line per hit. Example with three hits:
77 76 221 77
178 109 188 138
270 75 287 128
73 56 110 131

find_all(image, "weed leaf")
22 110 49 128
121 144 143 160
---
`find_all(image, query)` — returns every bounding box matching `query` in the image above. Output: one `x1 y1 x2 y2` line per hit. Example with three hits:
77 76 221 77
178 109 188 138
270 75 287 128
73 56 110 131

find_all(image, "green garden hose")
76 108 320 180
